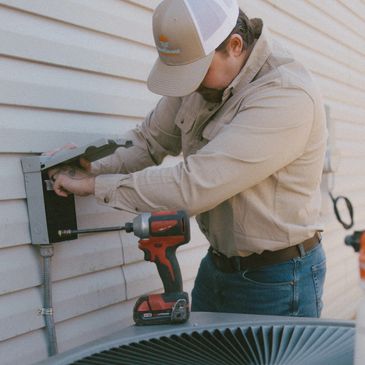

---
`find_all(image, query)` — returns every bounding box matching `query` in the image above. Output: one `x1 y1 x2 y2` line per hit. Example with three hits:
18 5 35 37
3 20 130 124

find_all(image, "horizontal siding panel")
323 286 361 319
317 75 365 109
0 155 26 200
305 0 365 39
52 233 124 281
0 30 153 82
0 245 39 295
327 101 365 125
0 287 43 342
54 268 126 322
75 196 132 230
0 236 124 296
336 157 365 175
337 143 365 159
0 268 126 343
0 0 154 46
0 200 30 248
240 0 365 74
0 300 136 365
339 0 365 22
336 121 365 143
0 106 139 153
1 77 153 118
332 174 365 193
0 58 158 117
266 0 365 56
129 0 159 10
56 301 135 354
274 34 365 92
0 329 47 365
0 5 156 80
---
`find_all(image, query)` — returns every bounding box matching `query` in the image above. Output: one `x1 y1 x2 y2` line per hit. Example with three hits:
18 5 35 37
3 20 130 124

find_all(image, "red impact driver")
58 210 191 325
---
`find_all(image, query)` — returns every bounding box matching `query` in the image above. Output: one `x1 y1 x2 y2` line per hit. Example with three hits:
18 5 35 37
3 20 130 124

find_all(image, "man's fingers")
53 176 70 197
48 167 60 180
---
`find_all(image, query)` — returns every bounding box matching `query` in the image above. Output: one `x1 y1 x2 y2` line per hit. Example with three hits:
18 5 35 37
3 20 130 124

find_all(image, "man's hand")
49 166 95 197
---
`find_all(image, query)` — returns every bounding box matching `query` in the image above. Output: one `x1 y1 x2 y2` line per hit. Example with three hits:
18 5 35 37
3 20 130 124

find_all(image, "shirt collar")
225 25 273 95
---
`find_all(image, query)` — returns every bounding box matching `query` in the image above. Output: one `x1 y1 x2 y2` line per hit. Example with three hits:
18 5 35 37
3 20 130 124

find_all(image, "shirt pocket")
174 109 196 135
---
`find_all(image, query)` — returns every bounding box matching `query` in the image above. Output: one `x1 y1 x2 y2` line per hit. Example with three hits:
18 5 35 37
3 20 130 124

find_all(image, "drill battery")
133 291 190 326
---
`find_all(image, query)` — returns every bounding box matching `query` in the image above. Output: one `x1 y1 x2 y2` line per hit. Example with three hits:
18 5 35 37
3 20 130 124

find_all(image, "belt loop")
297 243 306 257
233 257 241 272
317 231 322 242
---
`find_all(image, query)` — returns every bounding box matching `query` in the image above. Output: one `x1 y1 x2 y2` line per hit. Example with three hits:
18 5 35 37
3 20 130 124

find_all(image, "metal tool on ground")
59 210 191 325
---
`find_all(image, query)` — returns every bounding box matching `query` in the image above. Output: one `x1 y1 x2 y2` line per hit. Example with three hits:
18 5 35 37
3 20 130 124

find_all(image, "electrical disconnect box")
21 138 132 245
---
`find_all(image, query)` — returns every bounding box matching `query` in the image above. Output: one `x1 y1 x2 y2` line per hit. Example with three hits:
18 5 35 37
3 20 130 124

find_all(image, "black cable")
329 192 354 230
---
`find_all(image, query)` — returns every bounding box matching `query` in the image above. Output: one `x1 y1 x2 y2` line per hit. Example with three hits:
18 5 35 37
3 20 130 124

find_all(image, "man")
51 0 327 317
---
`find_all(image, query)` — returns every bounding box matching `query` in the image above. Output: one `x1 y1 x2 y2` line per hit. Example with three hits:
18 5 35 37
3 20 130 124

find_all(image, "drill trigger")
141 247 151 261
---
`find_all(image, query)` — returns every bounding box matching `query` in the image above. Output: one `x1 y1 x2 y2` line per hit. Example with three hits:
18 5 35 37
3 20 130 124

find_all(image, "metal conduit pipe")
39 245 58 356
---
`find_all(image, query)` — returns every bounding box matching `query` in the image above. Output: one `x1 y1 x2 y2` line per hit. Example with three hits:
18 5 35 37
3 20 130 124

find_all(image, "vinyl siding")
0 0 364 364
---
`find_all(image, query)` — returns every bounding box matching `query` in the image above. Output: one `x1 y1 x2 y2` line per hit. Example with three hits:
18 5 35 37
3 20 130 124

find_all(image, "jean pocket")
241 263 295 287
311 259 326 316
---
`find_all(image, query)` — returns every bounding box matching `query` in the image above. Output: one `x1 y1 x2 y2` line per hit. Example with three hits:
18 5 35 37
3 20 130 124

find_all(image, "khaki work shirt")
92 26 327 258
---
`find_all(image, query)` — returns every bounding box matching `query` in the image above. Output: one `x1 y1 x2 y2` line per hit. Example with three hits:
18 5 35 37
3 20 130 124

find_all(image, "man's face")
196 51 234 102
196 34 248 102
200 51 233 90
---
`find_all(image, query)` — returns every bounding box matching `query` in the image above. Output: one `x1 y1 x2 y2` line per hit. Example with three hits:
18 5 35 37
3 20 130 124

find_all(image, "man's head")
197 9 261 102
148 0 252 97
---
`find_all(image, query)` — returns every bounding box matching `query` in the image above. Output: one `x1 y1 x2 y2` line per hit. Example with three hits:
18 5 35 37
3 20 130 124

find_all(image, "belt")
209 233 321 273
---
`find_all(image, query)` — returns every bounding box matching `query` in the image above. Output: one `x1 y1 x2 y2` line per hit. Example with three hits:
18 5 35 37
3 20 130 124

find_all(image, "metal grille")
71 324 354 365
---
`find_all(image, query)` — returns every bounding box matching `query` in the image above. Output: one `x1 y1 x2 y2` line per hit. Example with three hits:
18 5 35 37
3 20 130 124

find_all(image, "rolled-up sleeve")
94 87 315 216
91 96 182 175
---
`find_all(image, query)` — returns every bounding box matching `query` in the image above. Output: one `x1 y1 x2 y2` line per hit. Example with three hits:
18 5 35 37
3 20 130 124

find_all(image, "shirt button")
180 119 184 124
104 197 109 203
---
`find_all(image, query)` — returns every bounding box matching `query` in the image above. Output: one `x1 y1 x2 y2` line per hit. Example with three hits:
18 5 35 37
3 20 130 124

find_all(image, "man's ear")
227 34 245 56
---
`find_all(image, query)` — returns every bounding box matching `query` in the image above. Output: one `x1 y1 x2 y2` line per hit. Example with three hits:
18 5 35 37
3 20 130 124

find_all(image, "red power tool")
130 211 190 325
58 210 191 325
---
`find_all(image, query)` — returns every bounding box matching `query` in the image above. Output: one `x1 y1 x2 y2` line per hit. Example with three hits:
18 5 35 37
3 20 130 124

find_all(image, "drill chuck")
58 225 127 238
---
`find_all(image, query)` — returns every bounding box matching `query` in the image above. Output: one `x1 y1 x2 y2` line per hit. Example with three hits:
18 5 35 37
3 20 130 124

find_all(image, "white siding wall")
0 0 364 363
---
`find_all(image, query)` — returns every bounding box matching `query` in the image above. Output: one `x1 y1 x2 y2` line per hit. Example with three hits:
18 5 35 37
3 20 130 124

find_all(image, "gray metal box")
21 138 132 245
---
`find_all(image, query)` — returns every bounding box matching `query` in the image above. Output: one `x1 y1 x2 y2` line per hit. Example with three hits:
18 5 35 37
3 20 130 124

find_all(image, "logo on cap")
157 35 181 56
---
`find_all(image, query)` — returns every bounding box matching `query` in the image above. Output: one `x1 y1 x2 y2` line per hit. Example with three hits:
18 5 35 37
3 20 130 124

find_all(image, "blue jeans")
191 242 326 317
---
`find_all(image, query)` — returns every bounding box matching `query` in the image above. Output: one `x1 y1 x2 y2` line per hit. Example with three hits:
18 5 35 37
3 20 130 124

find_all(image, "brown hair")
216 9 263 52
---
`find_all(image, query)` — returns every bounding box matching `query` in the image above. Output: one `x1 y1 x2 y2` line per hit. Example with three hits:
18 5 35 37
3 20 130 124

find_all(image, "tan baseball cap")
147 0 239 97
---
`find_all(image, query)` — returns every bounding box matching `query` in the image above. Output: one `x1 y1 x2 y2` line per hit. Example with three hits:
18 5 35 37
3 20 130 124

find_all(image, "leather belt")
209 233 321 273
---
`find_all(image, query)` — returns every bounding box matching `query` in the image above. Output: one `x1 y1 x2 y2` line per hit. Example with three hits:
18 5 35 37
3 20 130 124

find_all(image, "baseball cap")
147 0 239 97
